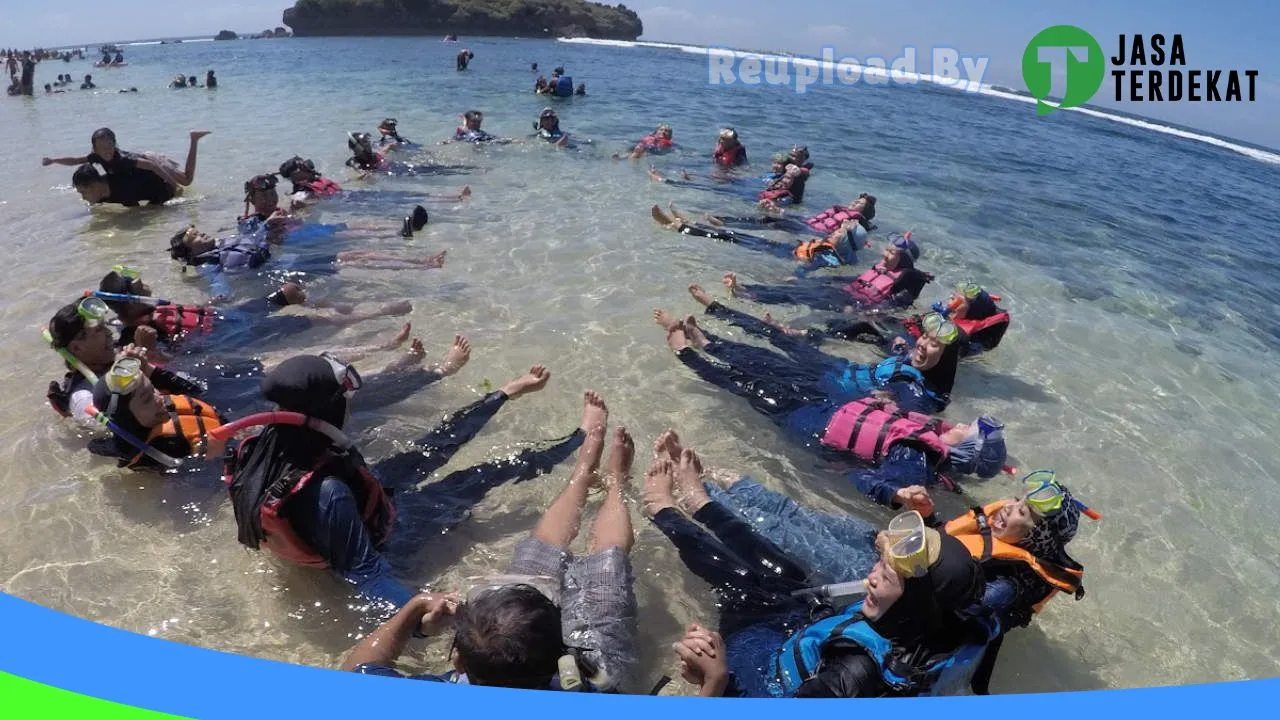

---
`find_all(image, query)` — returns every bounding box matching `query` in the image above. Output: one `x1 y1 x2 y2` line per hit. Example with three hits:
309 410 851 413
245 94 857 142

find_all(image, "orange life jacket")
126 395 223 469
944 501 1085 614
794 236 838 262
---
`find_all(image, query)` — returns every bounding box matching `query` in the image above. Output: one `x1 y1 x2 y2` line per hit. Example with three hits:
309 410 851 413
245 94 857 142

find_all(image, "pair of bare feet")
573 390 634 492
376 329 473 376
641 430 719 518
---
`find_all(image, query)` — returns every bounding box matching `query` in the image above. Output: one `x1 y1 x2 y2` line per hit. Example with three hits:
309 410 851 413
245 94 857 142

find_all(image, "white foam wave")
558 37 1280 167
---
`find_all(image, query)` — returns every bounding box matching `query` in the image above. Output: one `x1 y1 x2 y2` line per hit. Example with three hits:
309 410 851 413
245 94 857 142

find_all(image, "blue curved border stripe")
0 591 1275 717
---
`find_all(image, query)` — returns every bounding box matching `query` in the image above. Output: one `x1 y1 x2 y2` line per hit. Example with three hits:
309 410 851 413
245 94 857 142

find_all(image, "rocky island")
282 0 642 40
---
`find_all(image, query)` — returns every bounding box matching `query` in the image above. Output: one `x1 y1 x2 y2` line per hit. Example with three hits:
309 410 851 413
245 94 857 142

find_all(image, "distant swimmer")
531 62 538 72
575 82 586 96
345 131 475 177
80 73 95 90
169 74 187 89
614 123 676 161
206 69 217 88
376 118 416 150
456 48 474 71
446 110 513 145
712 127 747 167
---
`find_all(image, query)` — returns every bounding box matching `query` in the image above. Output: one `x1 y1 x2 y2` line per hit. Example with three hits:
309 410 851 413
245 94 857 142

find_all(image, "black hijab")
229 355 349 549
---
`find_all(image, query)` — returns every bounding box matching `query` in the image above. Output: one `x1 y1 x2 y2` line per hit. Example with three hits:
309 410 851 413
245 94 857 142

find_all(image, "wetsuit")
102 171 175 206
733 266 932 313
674 223 860 278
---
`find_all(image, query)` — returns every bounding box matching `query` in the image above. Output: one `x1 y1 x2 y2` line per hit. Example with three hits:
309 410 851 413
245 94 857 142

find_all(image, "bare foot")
647 166 665 183
722 272 739 298
651 204 675 228
653 430 682 464
426 251 447 269
383 338 426 373
682 316 709 350
580 390 608 433
674 448 712 514
679 169 692 181
579 423 607 473
435 334 470 376
500 365 550 398
190 130 212 141
763 312 805 338
653 308 681 332
605 426 635 489
379 322 412 350
642 459 677 517
704 214 724 227
666 324 689 353
688 284 714 308
379 300 413 316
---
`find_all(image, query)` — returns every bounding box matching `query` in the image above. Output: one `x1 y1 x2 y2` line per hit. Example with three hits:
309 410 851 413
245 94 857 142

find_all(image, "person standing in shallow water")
205 70 217 88
456 49 474 71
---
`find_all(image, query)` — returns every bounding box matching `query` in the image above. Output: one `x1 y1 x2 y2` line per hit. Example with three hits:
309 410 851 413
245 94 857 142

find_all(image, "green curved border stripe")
0 671 191 719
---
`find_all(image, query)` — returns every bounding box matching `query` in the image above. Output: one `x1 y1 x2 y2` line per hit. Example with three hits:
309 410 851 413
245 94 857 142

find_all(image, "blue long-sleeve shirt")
284 476 415 609
844 444 937 507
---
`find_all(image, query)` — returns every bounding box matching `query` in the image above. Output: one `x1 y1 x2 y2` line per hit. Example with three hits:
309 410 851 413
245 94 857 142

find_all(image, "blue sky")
5 0 1274 147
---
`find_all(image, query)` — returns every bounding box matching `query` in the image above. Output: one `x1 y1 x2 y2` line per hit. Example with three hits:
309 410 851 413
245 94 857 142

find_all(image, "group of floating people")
36 85 1095 699
169 70 217 89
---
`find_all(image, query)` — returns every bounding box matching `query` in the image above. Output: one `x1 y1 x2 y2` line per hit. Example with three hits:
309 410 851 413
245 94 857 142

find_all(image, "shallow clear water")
3 36 1280 694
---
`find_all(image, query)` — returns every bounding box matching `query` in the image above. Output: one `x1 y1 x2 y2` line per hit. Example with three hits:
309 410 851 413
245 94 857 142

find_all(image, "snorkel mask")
244 173 278 198
918 312 960 346
103 356 143 416
320 351 363 399
885 510 933 578
719 127 738 142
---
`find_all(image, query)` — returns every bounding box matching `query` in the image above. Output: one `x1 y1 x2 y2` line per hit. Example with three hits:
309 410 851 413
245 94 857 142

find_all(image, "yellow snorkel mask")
885 510 939 578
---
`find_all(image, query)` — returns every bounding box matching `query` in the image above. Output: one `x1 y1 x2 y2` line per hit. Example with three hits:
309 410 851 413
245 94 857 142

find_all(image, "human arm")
845 448 933 509
340 592 459 672
42 155 90 166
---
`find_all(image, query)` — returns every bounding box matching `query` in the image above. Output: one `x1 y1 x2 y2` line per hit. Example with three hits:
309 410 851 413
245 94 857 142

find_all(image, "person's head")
72 164 110 203
243 174 279 214
83 73 92 83
789 144 809 166
261 353 360 429
655 123 673 140
880 232 919 271
278 156 317 184
770 152 788 173
537 107 559 131
188 76 197 85
451 584 564 689
169 225 218 263
347 131 374 159
553 65 564 76
1009 470 1083 559
575 82 585 94
940 417 1006 479
90 127 116 157
49 299 116 369
852 192 876 220
909 313 958 371
868 514 982 643
377 118 399 138
265 282 307 307
947 282 999 321
718 127 739 147
43 83 51 93
463 110 483 130
93 359 169 431
207 69 215 78
534 76 548 90
98 268 153 323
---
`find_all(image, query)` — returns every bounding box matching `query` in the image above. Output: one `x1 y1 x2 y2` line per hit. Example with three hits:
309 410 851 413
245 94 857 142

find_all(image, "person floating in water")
376 118 416 151
445 110 513 145
614 123 676 161
575 82 587 96
80 73 95 89
278 156 470 210
456 49 474 71
45 128 209 207
345 132 473 178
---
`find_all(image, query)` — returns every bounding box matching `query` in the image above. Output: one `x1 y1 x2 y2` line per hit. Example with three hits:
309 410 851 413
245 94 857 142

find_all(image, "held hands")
671 623 729 697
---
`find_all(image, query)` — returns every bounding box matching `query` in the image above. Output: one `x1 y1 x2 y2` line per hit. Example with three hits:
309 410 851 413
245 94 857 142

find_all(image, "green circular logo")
1022 25 1105 115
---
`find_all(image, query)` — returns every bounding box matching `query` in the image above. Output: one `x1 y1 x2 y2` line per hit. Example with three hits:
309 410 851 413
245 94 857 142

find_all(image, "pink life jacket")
713 142 746 167
308 177 343 197
820 398 951 466
641 134 674 150
806 206 864 234
842 262 902 305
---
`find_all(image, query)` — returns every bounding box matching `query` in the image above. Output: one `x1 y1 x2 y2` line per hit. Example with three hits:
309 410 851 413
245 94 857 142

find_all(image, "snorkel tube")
86 290 171 307
790 579 866 602
209 411 352 450
41 327 99 385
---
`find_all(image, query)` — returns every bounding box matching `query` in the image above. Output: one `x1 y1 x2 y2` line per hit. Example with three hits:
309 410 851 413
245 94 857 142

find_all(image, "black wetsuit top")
105 172 174 206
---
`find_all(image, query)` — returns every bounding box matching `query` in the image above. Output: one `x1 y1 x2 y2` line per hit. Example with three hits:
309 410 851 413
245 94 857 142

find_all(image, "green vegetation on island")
283 0 643 40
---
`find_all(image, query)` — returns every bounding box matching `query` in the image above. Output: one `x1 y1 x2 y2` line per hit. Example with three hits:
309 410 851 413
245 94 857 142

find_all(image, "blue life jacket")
826 357 935 404
771 601 992 697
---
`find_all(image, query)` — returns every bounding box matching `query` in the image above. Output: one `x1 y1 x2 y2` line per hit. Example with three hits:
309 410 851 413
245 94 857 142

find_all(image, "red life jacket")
150 304 215 336
226 439 396 569
954 311 1011 349
820 397 951 466
843 262 902 305
806 206 863 234
308 176 343 197
641 134 674 150
713 142 746 167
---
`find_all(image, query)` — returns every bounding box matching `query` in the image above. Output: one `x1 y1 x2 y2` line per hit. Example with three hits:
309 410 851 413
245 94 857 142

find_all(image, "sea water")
2 36 1279 694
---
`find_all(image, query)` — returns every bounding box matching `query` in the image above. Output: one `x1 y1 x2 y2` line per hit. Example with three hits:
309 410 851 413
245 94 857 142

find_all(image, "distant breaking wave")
559 37 1280 167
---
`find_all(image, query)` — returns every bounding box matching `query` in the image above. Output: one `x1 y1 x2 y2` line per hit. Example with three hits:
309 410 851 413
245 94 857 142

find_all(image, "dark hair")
859 193 877 221
464 110 482 123
48 302 88 349
169 226 195 262
98 271 145 315
453 585 563 689
72 164 103 188
90 128 114 145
